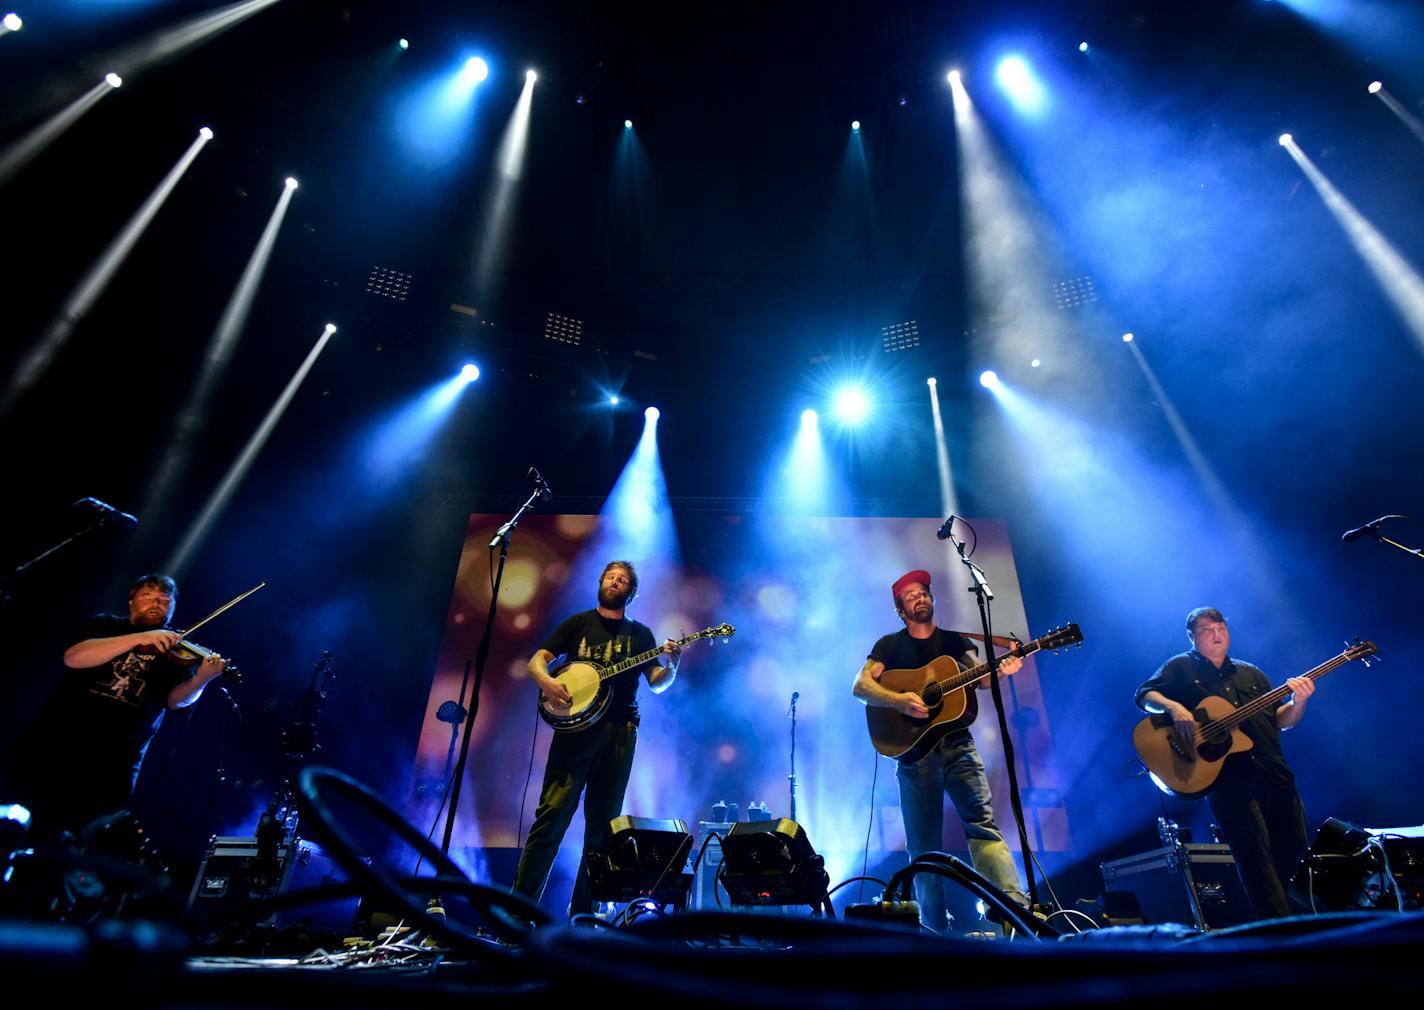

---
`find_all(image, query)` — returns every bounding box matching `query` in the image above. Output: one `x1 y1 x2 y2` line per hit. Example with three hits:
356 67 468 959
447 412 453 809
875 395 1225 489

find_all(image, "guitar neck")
1213 652 1354 731
938 642 1039 692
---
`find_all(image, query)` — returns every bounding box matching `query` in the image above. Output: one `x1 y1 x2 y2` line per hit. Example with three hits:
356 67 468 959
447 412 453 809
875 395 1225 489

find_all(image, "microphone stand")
441 475 549 856
942 518 1040 910
1349 516 1424 561
788 692 799 823
1 517 113 608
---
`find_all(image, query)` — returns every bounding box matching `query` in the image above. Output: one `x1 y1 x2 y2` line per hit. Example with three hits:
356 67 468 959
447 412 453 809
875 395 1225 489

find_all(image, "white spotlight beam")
1282 136 1424 355
474 70 536 288
3 129 215 414
927 379 960 519
1373 85 1424 146
948 72 1073 366
139 180 300 526
100 0 287 78
166 323 338 574
1124 336 1298 623
0 80 113 189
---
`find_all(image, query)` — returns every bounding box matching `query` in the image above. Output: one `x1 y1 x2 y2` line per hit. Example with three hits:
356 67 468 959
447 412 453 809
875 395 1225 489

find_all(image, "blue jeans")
896 728 1026 931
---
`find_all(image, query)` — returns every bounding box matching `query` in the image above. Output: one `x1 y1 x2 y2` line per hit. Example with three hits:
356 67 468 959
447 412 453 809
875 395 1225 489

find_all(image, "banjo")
538 623 736 732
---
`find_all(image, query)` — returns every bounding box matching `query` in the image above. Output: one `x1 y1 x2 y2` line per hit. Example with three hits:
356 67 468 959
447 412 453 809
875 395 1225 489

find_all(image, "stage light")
609 395 620 405
1278 133 1292 146
624 119 633 129
398 38 409 50
801 408 818 427
285 176 298 189
199 126 214 140
1122 332 1134 343
3 13 21 31
1368 80 1382 94
979 370 1000 388
460 363 480 383
587 816 694 909
463 56 489 83
719 819 831 911
1079 41 1089 53
324 323 337 334
995 56 1046 115
1031 358 1041 367
645 406 659 421
926 376 937 387
526 69 537 83
105 72 123 88
947 69 961 85
851 120 861 131
832 386 870 424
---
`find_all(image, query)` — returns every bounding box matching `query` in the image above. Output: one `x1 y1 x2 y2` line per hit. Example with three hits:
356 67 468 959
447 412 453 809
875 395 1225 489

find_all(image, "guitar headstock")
1036 623 1084 654
693 623 736 642
1346 638 1380 665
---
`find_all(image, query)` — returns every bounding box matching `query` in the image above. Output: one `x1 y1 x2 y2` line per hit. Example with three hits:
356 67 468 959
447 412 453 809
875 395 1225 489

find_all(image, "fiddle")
148 581 266 686
166 637 243 684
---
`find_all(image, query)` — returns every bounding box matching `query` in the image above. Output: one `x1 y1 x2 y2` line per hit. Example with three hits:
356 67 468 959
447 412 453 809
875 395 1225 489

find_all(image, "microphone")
73 497 138 528
936 515 957 541
527 467 553 501
1341 520 1384 543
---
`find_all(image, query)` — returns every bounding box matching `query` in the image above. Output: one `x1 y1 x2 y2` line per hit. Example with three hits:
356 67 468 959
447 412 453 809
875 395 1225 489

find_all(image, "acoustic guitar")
1133 640 1378 798
866 624 1082 762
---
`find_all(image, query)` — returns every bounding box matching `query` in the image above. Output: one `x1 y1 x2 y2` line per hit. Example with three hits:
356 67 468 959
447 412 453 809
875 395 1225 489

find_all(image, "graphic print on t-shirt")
89 651 157 707
575 635 627 663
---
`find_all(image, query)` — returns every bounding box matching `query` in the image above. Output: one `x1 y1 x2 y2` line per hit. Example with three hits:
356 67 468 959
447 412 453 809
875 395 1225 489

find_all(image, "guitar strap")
958 631 1022 651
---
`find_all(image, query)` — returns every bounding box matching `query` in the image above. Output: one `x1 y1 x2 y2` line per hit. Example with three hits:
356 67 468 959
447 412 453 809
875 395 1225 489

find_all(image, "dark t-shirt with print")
541 610 657 723
870 627 982 726
51 614 191 781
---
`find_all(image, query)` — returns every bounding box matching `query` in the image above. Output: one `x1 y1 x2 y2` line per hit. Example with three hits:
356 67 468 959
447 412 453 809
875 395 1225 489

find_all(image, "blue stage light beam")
166 323 339 574
139 177 300 524
3 126 214 415
995 56 1048 117
365 365 482 486
396 52 491 167
1281 134 1424 356
761 406 840 515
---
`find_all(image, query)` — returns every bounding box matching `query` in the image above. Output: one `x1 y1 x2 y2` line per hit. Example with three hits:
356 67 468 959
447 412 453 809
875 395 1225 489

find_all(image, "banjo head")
545 660 603 717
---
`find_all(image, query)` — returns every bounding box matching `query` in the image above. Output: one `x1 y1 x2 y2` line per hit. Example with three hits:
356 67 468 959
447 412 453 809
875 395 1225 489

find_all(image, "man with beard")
512 560 680 916
7 574 228 838
852 569 1025 932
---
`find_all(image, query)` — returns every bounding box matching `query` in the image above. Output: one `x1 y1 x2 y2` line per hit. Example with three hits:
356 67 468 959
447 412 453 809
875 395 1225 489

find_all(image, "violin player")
3 574 228 839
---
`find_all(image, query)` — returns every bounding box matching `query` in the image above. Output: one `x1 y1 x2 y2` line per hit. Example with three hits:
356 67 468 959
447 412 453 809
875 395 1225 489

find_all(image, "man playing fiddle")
6 574 228 838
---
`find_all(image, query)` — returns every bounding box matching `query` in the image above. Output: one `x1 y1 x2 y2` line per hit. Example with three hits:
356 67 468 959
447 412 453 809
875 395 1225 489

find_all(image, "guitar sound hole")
922 683 942 707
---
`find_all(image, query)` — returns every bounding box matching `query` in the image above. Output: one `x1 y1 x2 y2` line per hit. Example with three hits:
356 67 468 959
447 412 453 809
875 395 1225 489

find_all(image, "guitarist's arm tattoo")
854 658 928 717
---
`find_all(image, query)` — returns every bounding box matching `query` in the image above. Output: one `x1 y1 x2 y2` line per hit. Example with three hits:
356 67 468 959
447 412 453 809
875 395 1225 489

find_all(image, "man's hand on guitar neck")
1277 675 1315 729
973 652 1024 688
